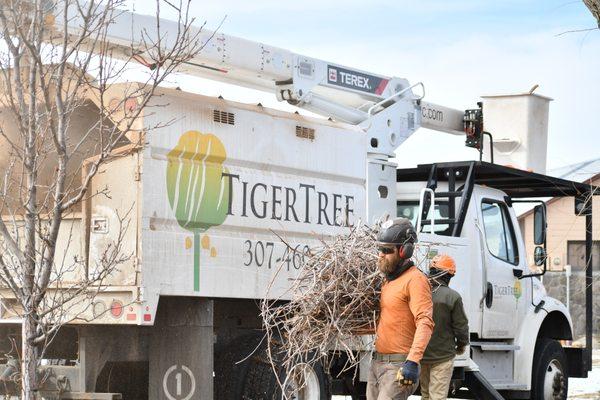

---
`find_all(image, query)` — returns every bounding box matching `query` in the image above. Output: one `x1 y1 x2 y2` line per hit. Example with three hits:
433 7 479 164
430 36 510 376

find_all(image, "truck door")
479 199 521 338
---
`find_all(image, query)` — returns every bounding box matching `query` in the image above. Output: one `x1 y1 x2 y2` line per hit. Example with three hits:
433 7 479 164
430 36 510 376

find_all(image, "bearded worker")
367 218 434 400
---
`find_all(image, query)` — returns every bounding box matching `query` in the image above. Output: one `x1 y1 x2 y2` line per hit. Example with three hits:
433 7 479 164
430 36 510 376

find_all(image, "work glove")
395 360 419 386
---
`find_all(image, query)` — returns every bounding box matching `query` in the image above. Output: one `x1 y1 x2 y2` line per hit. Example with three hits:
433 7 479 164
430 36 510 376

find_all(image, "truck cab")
392 161 594 399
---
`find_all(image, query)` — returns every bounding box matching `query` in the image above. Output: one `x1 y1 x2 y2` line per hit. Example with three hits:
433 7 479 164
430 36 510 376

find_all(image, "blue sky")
130 0 599 172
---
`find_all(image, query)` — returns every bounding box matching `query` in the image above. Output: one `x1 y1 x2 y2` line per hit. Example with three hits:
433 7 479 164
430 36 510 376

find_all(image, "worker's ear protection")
398 243 414 259
398 227 416 259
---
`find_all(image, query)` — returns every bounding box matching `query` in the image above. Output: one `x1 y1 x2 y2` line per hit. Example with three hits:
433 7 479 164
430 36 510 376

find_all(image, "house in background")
518 157 600 340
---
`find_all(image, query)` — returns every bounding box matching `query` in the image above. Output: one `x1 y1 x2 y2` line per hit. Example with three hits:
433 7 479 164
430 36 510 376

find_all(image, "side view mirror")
513 268 523 278
513 200 548 279
534 246 546 267
533 204 546 246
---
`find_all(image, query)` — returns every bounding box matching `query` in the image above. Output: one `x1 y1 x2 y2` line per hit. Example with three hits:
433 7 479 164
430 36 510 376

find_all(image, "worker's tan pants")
366 359 418 400
419 358 454 400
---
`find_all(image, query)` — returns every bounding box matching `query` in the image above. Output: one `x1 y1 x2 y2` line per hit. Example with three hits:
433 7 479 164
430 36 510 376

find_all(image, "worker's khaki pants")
419 358 454 400
366 359 418 400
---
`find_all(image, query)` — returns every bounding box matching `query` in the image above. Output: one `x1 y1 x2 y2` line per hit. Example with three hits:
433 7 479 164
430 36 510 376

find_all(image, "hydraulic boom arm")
61 7 466 157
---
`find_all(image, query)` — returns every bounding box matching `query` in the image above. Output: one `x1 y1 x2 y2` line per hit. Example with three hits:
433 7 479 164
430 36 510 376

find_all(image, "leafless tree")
0 0 205 398
583 0 600 28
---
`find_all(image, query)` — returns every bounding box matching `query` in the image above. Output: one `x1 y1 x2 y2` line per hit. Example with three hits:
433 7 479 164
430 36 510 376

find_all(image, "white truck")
0 8 595 400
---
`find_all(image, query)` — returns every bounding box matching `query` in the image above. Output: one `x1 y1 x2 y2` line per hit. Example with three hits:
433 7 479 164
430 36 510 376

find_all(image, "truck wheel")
240 334 329 400
531 338 568 400
243 355 330 400
215 333 330 400
281 361 330 400
214 333 264 400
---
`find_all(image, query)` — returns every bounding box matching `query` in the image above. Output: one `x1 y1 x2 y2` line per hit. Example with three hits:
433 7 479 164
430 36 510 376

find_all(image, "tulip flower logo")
513 280 522 300
166 131 230 291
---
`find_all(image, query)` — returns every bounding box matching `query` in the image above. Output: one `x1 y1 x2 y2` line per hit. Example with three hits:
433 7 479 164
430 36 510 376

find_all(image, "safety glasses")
377 246 397 255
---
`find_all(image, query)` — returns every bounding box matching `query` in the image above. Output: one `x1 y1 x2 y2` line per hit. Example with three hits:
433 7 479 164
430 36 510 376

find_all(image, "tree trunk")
21 315 38 400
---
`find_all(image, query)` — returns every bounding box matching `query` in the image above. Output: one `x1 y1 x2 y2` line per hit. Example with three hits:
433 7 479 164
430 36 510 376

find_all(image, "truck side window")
481 201 519 265
397 201 451 235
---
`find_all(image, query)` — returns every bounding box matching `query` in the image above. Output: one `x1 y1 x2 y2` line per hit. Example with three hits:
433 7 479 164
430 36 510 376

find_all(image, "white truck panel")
52 218 85 283
89 152 140 286
140 91 366 302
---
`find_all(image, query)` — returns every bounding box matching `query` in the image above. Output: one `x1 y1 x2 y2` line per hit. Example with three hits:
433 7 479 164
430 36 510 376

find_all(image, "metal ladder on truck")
416 162 475 237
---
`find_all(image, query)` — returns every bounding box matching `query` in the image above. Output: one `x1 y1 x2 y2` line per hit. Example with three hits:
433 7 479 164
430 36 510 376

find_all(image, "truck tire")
530 338 568 400
214 332 264 400
215 332 329 400
243 353 330 400
279 360 330 400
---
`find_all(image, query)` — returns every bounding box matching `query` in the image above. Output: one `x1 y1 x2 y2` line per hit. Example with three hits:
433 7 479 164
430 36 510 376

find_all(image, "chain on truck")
0 6 596 400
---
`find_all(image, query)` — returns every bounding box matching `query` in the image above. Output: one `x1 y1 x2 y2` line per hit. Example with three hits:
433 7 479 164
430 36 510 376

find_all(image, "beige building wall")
519 175 600 272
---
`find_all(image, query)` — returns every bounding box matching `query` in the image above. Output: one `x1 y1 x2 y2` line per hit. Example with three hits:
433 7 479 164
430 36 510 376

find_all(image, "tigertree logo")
513 280 522 300
166 131 357 291
166 131 230 292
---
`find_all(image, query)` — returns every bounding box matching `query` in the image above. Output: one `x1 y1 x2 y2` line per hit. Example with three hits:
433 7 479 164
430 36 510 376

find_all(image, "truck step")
470 341 520 351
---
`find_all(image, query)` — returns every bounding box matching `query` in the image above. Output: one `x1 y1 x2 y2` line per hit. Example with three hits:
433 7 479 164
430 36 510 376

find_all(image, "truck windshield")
397 201 450 234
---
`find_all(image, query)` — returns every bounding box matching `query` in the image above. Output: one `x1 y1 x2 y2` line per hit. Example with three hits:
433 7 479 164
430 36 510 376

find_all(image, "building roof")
548 157 600 183
517 157 600 219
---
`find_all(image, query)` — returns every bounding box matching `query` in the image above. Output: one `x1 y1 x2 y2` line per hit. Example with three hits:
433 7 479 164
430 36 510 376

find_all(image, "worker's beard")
377 255 400 276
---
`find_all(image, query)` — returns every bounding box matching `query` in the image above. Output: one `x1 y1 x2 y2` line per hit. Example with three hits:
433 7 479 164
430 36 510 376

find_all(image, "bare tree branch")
0 1 206 397
583 0 600 27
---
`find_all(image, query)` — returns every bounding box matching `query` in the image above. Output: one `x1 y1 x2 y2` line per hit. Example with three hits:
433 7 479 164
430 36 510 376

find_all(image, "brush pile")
261 222 437 395
260 223 383 386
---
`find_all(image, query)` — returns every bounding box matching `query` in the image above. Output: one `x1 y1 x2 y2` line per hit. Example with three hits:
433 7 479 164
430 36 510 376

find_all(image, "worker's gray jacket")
421 283 469 364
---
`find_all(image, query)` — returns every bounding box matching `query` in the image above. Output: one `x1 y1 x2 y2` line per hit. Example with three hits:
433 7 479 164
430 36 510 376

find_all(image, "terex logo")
339 71 371 90
327 64 389 95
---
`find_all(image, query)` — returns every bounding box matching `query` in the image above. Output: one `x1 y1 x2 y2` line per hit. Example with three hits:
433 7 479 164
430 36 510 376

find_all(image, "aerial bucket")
481 92 552 174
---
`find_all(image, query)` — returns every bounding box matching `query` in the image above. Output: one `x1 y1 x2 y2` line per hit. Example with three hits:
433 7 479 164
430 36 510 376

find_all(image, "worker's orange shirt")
375 266 434 363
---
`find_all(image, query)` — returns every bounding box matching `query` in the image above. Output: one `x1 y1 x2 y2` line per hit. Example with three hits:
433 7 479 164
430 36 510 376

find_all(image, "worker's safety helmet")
430 254 456 275
377 218 417 259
